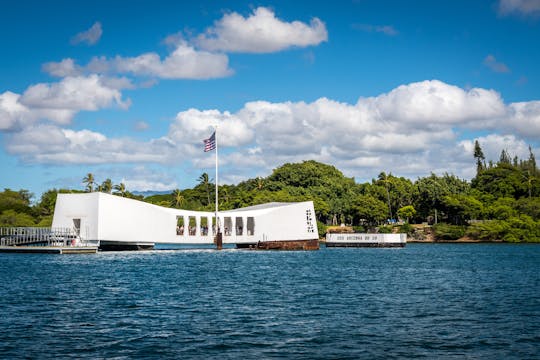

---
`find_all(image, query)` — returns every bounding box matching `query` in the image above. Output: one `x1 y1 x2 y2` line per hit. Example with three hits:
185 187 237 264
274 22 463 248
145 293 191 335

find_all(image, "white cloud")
20 75 130 112
459 134 532 164
498 0 540 16
4 80 539 185
42 58 82 77
0 75 130 131
367 80 507 127
195 7 328 53
483 54 511 73
0 92 31 131
169 108 253 147
117 166 178 191
115 43 232 79
5 125 179 164
60 42 233 80
71 22 103 45
507 101 540 138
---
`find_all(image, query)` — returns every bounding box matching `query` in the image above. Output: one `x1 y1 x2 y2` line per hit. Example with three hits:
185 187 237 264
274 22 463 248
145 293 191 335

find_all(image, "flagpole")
214 125 222 250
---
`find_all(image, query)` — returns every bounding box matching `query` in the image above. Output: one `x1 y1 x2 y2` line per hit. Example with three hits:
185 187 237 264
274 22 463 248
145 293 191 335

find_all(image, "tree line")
1 144 538 242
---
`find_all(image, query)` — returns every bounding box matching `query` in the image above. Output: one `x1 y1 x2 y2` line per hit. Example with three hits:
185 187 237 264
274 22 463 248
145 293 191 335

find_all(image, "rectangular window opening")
247 217 255 236
200 217 208 236
224 217 232 236
235 217 244 236
188 216 196 236
176 216 185 235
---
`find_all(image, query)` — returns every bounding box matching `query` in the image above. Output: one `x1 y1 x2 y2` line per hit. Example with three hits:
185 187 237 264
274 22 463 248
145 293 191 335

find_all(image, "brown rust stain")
255 239 319 251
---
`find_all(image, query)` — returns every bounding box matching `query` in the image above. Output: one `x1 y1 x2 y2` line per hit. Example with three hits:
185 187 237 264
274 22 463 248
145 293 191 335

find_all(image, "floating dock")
0 227 99 254
0 246 98 254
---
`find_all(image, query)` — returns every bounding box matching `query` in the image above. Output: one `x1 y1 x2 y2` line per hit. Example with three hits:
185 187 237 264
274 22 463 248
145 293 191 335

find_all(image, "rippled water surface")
0 244 539 359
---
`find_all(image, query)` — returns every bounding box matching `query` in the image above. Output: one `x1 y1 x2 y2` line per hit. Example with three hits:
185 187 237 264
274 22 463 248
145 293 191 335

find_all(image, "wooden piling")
215 232 223 250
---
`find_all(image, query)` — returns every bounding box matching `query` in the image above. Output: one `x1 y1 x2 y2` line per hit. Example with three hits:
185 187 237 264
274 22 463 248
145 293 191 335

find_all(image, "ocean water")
0 244 538 359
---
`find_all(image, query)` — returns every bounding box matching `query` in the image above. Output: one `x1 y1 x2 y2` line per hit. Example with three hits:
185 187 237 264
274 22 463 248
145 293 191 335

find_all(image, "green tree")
198 173 212 206
83 173 95 192
498 149 512 165
474 140 486 175
352 194 388 226
376 172 393 220
171 189 185 208
0 189 33 215
441 194 483 225
0 210 36 227
397 205 416 223
113 183 127 197
101 178 113 194
472 163 527 199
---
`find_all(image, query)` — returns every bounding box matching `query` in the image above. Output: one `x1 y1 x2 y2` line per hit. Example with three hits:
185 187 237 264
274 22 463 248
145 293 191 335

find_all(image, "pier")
0 227 99 254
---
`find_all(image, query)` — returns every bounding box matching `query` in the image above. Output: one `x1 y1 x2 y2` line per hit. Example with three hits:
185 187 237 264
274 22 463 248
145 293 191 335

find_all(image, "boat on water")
325 233 407 248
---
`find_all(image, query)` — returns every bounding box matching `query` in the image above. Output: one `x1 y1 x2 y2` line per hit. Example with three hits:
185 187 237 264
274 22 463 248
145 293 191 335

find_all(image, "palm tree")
83 173 95 192
113 182 127 197
256 177 264 190
220 186 229 204
101 178 113 194
198 173 211 206
171 189 185 208
378 172 392 221
524 170 537 198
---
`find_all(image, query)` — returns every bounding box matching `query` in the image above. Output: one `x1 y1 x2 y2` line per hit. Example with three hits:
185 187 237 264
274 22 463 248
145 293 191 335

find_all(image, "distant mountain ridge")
131 190 172 197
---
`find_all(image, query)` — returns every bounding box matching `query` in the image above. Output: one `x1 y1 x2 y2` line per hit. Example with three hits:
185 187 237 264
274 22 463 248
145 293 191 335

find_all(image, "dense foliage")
1 146 538 242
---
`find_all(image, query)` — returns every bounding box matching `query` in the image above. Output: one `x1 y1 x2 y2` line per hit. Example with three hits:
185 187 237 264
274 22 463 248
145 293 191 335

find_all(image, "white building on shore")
51 192 319 250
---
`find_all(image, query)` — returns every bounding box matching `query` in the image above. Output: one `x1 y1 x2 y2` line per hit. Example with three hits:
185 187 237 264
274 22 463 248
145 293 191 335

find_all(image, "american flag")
203 131 216 152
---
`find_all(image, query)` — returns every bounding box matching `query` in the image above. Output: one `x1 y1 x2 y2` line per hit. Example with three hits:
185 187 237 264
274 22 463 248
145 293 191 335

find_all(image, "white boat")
325 233 406 247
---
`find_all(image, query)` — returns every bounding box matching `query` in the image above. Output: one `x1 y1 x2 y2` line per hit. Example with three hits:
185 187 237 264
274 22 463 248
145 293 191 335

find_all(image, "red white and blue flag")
203 131 216 152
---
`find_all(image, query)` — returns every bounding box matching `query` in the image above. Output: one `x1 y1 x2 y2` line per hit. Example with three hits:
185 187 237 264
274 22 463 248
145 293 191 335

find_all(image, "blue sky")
1 0 539 198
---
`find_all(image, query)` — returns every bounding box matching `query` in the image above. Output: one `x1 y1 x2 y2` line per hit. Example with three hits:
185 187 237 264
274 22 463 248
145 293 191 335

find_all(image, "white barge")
51 192 319 250
325 233 407 248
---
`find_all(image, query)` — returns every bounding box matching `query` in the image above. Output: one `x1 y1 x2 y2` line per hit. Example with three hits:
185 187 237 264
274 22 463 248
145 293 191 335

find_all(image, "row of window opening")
176 216 255 236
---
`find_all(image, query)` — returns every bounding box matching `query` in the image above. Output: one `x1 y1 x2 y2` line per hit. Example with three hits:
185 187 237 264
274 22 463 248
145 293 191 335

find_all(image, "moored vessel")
325 233 406 247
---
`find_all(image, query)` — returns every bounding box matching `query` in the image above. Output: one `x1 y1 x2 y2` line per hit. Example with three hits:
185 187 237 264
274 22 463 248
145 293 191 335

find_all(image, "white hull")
325 233 407 247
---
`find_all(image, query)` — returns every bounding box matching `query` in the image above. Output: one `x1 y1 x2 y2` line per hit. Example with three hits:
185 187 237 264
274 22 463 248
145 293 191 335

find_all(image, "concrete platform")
0 246 98 254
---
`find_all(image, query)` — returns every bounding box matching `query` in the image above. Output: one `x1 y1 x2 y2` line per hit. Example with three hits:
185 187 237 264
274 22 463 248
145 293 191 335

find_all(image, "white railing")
0 227 98 247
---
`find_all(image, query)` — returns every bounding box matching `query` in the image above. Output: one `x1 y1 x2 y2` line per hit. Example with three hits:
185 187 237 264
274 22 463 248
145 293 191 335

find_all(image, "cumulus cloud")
366 80 506 127
71 22 103 45
507 101 540 138
43 7 328 81
169 108 253 147
47 42 233 80
195 7 328 53
498 0 540 16
120 166 178 191
483 54 511 73
0 92 31 131
42 58 82 77
5 125 179 164
20 75 130 111
4 80 539 184
0 75 130 131
459 134 532 165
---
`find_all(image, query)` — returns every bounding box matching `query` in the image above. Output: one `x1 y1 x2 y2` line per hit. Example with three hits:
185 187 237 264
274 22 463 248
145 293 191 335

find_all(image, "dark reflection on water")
0 244 538 359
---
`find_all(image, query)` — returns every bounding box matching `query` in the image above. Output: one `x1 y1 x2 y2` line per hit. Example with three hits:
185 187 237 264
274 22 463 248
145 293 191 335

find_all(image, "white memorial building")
51 192 319 250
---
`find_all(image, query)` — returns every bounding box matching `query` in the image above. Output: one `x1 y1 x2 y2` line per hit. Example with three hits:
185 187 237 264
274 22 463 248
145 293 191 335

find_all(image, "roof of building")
224 202 296 212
